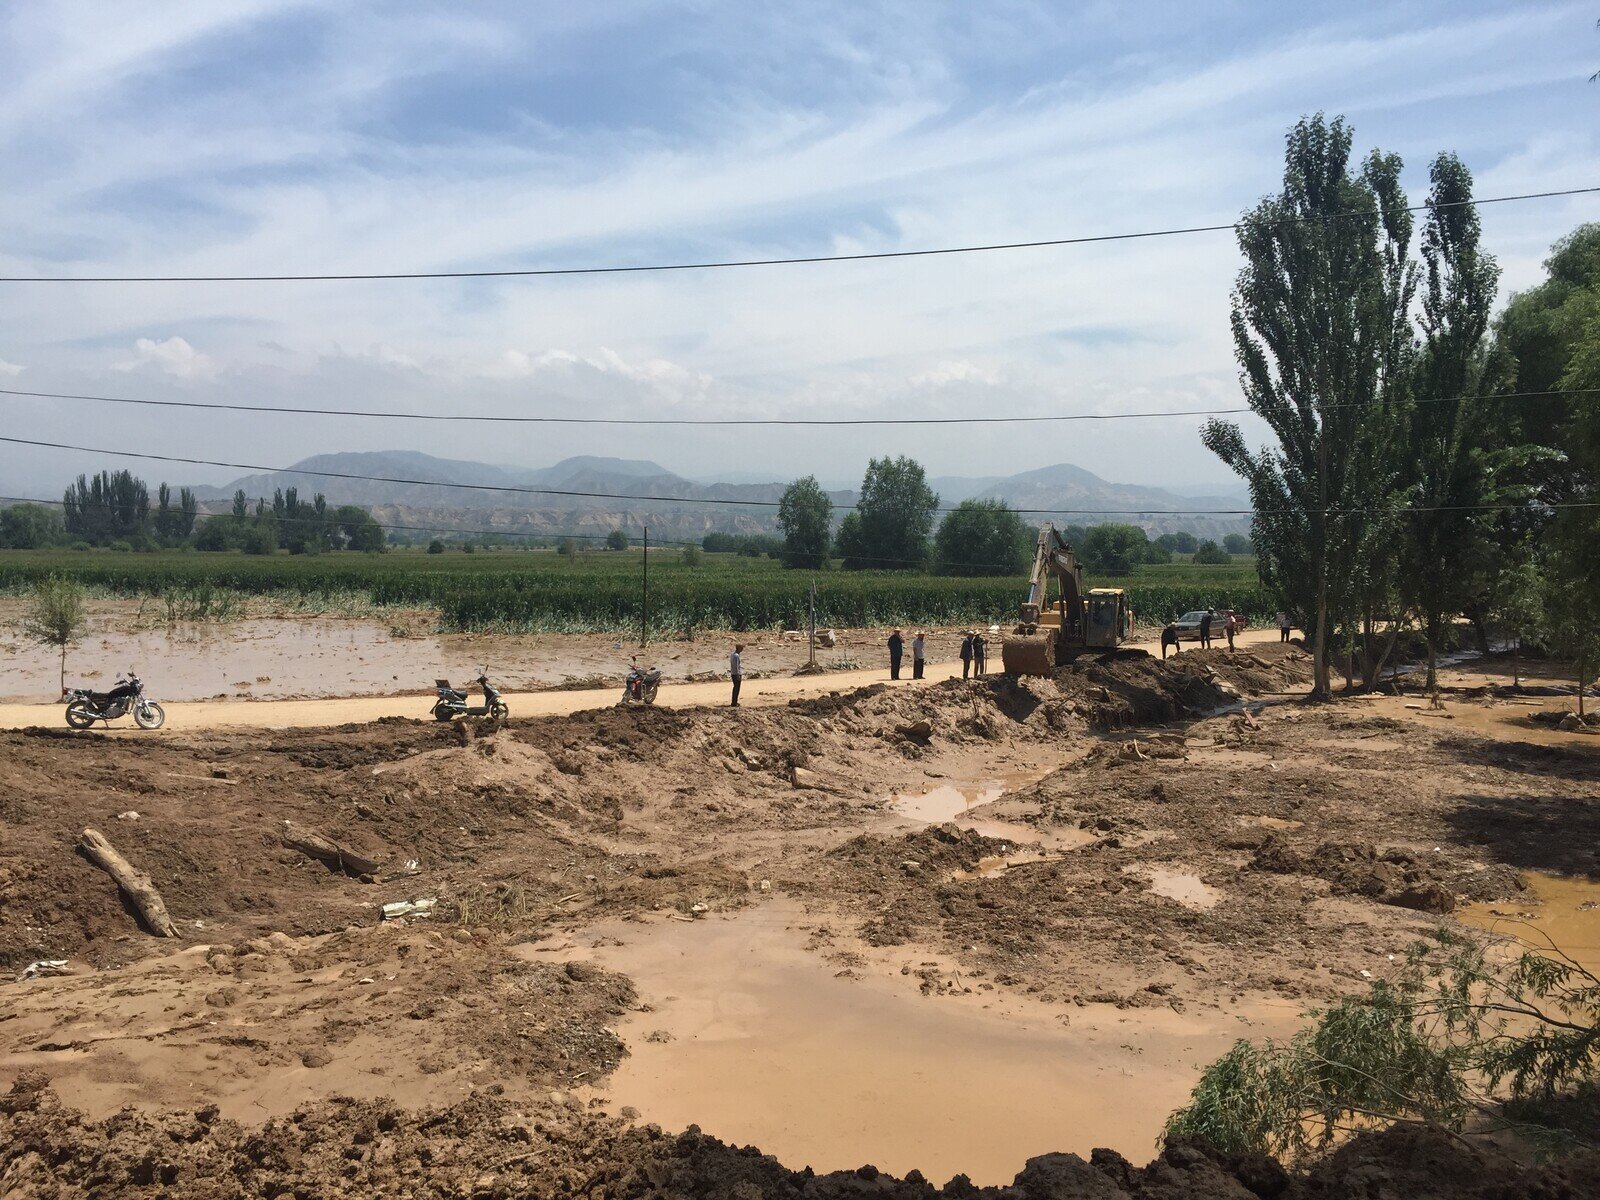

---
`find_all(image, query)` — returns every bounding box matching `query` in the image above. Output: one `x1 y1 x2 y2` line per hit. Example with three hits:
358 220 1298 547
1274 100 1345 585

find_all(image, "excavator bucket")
1001 632 1055 676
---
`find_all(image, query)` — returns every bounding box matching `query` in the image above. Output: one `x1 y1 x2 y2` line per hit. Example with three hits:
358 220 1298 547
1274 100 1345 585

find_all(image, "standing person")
912 632 926 680
729 643 743 707
1277 611 1291 643
1199 610 1213 650
973 632 987 677
887 629 904 680
1225 612 1237 651
959 632 974 679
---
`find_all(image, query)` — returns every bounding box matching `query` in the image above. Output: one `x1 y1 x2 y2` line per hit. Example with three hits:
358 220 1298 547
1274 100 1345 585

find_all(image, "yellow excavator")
1001 524 1135 676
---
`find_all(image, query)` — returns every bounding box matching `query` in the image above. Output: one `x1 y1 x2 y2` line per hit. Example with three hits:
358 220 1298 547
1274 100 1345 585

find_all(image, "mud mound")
1042 645 1312 729
5 1077 1597 1198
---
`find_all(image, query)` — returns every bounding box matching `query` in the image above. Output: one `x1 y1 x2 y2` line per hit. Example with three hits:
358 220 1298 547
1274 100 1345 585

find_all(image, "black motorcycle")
64 671 166 730
432 675 508 721
618 666 662 706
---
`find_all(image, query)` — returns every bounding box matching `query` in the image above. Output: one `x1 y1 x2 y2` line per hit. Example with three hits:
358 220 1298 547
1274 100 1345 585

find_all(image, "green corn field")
0 549 1273 635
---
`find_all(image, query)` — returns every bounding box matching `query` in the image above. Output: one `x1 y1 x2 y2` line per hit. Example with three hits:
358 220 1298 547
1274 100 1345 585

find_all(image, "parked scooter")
63 671 165 730
432 675 508 720
618 665 662 706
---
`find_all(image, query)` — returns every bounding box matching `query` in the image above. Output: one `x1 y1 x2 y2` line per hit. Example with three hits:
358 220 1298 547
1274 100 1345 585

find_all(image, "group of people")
885 629 928 679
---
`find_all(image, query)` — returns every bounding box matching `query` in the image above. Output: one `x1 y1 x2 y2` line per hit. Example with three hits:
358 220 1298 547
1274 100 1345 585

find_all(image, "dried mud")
5 642 1600 1195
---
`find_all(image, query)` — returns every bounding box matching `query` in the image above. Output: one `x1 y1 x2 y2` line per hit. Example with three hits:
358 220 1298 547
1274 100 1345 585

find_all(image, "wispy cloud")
0 1 1596 492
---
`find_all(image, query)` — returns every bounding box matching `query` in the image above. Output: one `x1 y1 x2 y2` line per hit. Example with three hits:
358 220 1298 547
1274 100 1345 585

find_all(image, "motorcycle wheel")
432 702 455 721
64 699 96 730
134 701 166 730
491 702 509 719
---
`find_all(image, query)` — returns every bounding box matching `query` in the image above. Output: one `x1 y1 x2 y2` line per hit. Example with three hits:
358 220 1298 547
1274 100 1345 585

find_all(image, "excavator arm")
1003 523 1086 675
1018 524 1085 625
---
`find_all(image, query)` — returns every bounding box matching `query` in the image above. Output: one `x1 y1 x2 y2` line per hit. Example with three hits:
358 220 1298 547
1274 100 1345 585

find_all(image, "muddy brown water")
1460 871 1600 978
537 902 1291 1187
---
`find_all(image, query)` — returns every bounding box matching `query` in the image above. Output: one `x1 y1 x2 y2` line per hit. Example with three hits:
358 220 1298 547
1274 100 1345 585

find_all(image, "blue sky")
0 1 1597 496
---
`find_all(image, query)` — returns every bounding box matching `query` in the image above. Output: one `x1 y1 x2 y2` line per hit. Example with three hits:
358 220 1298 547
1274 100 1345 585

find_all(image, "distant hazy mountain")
187 451 1250 540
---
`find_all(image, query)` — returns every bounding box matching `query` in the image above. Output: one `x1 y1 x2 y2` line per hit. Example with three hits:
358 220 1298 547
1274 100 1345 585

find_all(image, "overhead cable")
1 186 1594 284
2 385 1593 427
4 434 1596 519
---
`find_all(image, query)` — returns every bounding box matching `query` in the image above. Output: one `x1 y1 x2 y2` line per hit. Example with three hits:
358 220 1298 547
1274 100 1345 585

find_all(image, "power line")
4 433 1597 519
2 186 1595 284
3 384 1594 427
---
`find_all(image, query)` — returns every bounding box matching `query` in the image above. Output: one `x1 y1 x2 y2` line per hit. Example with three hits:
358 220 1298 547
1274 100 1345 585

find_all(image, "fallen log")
78 827 178 937
281 821 383 877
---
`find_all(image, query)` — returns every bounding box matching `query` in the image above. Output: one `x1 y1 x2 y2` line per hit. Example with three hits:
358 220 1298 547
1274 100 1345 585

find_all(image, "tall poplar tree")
1203 115 1414 698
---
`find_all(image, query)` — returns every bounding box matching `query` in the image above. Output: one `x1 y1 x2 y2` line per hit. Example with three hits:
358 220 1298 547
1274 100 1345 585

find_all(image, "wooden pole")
78 828 177 937
807 579 817 668
641 525 649 647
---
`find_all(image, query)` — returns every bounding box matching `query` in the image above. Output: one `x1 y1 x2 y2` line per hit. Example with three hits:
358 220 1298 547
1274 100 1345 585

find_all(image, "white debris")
18 960 70 981
116 811 139 821
381 898 437 921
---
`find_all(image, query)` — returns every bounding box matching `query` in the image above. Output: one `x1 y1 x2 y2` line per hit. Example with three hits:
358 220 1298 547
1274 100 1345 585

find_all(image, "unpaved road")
0 627 1287 731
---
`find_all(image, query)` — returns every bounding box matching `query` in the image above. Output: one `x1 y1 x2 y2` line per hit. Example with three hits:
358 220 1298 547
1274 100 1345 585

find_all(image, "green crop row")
0 550 1274 634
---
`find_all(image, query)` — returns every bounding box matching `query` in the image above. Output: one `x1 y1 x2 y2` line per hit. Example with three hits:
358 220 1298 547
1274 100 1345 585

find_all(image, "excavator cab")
1085 588 1133 649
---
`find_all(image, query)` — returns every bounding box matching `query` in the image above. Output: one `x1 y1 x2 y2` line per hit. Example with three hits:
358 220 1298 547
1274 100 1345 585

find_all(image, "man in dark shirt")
887 629 904 680
1200 611 1213 650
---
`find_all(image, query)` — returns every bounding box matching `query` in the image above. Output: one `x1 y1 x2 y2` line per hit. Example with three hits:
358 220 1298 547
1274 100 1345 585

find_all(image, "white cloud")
115 336 213 378
0 3 1592 491
910 360 1002 389
0 355 23 376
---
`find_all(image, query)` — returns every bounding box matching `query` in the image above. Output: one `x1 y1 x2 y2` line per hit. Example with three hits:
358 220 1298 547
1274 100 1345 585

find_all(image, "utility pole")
807 578 817 669
641 525 649 647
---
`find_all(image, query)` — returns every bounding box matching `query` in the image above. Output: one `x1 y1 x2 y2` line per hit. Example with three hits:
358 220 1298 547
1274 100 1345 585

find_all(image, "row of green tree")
0 473 385 554
1204 113 1600 701
769 461 1249 575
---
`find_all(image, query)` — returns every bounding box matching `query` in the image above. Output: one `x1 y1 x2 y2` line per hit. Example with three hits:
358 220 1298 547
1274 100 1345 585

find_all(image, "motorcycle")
618 666 662 706
432 675 508 721
63 671 165 730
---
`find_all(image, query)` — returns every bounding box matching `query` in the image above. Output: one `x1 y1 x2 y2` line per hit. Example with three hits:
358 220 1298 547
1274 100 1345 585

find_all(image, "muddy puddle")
1460 871 1600 977
1126 867 1223 911
887 782 1095 853
546 903 1289 1185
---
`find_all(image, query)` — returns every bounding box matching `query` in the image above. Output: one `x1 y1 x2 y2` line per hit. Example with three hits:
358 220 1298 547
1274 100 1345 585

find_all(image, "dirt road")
0 627 1288 731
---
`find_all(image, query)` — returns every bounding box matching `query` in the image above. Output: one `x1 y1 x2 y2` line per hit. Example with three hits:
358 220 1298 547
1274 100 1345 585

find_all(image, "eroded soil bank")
4 642 1600 1195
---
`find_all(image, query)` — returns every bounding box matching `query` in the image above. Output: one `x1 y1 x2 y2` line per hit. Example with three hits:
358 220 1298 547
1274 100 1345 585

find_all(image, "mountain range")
190 451 1252 541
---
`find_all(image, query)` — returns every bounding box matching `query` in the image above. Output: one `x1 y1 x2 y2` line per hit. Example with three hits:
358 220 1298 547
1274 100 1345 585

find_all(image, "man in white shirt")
1276 612 1291 643
729 643 744 707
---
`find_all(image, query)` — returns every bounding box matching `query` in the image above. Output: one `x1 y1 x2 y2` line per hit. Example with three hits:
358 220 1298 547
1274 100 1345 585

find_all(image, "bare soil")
4 640 1600 1195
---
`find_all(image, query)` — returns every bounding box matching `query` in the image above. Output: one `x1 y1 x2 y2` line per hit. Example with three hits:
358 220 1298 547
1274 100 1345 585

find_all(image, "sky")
0 0 1597 498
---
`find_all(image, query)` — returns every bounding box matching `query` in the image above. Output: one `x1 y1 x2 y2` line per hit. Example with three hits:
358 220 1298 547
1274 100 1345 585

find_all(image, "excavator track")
1001 631 1055 677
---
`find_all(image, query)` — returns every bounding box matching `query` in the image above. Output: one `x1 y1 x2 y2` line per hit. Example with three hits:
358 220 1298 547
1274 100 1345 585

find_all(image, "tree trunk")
59 645 66 695
1371 625 1400 690
281 822 383 877
1513 638 1521 690
1313 591 1330 699
78 828 177 937
1581 653 1588 720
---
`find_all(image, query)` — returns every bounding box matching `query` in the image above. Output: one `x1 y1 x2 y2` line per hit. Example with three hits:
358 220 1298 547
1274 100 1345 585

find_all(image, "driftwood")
281 821 383 877
78 827 178 937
